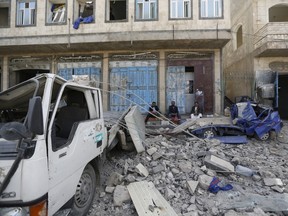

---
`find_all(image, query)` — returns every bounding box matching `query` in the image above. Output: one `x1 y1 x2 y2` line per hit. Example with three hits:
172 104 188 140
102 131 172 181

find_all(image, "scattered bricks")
187 180 199 195
198 174 213 190
105 186 115 194
179 161 192 173
147 147 157 156
113 185 131 207
135 163 149 177
263 178 283 187
153 164 165 174
204 155 234 174
107 172 124 187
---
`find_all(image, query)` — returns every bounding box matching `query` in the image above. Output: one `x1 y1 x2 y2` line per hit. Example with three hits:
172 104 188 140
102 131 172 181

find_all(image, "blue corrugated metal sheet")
58 67 101 84
110 66 158 112
166 66 185 114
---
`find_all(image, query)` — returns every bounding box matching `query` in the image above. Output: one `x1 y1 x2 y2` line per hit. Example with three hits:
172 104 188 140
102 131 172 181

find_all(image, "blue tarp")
73 16 94 29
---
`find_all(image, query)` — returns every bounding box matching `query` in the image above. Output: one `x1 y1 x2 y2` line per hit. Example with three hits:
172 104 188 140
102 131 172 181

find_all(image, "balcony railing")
254 22 288 50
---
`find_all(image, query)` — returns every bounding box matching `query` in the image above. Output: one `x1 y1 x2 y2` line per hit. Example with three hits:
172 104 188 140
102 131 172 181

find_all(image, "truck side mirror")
27 96 44 135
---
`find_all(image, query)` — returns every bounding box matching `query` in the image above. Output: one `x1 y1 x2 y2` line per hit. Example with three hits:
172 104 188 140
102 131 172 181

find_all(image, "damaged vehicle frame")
0 74 113 216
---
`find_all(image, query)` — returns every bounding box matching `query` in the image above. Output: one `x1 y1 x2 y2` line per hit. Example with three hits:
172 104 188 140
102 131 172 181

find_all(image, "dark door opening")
278 74 288 119
15 69 49 84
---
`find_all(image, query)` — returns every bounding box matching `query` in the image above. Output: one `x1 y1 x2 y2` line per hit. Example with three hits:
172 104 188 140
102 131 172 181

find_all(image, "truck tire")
70 164 96 216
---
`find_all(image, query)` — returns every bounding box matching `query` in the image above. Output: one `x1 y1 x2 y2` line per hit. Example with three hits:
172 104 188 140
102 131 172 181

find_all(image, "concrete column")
214 49 222 114
102 52 109 111
158 51 166 114
2 56 9 91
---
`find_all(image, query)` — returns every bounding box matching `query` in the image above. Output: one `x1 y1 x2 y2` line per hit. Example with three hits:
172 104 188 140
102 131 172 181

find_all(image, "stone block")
113 185 131 207
135 163 149 177
198 174 213 190
204 155 234 174
187 180 199 195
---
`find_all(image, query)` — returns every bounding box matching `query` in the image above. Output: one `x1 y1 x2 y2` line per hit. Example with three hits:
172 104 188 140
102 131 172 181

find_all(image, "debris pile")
87 121 288 216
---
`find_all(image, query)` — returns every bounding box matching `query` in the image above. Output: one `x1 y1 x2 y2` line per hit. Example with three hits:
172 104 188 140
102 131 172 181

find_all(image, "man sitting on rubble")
191 102 203 118
145 101 161 123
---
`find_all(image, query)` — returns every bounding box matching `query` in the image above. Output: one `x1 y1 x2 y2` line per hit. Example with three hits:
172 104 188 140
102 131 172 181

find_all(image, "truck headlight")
0 200 47 216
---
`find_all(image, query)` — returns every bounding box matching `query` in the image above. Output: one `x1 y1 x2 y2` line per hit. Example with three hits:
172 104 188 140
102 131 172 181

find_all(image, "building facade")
0 0 231 115
223 0 288 119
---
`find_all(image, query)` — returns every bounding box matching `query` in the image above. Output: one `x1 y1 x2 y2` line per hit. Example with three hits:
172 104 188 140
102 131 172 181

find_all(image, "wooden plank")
127 181 178 216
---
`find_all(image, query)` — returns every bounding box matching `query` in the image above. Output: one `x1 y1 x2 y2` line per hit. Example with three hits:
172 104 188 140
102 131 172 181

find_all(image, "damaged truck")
0 73 132 216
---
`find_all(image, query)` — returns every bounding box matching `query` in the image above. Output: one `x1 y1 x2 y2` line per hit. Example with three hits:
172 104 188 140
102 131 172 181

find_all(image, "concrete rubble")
86 120 288 216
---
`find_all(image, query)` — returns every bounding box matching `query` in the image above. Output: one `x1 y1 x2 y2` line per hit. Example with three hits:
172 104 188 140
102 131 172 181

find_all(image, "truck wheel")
256 132 270 141
70 164 96 216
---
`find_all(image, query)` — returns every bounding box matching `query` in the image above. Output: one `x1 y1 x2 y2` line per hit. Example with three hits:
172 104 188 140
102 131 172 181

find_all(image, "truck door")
46 86 106 215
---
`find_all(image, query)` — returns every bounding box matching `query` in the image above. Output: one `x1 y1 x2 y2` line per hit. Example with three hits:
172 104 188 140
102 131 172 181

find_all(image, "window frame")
46 0 67 25
169 0 192 20
0 0 11 28
135 0 158 21
199 0 223 19
73 0 96 24
105 0 128 22
16 0 37 27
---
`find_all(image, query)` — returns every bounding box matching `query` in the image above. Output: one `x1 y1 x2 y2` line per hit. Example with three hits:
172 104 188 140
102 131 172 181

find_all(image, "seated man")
145 102 160 123
191 102 203 118
167 101 180 120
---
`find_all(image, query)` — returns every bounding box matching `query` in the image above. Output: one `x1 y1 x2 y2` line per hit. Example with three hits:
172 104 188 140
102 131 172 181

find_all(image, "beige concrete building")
223 0 288 119
0 0 231 115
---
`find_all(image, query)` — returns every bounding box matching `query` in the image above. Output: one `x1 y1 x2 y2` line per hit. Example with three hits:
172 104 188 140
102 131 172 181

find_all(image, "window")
46 0 66 24
236 25 243 48
16 0 36 26
0 0 10 28
136 0 157 20
74 0 94 19
170 0 191 19
106 0 127 21
200 0 222 18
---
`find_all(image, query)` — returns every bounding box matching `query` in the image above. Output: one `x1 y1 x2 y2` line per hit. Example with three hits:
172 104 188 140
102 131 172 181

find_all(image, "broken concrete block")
146 147 157 155
187 180 199 195
106 172 124 186
165 187 175 199
182 211 198 216
179 161 192 173
271 186 284 193
153 164 165 174
135 163 149 177
204 155 234 174
152 152 162 160
105 186 115 194
263 178 283 186
198 174 213 190
128 181 178 216
113 185 131 207
99 192 106 198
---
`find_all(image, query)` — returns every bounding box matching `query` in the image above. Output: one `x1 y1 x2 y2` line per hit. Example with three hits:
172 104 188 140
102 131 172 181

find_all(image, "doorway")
278 74 288 119
185 67 194 114
15 69 49 84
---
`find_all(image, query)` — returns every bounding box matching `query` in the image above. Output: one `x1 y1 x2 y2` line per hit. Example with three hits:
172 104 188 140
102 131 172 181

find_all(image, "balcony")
254 22 288 57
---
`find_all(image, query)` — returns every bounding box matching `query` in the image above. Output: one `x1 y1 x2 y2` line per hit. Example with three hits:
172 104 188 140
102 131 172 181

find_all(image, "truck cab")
0 74 107 216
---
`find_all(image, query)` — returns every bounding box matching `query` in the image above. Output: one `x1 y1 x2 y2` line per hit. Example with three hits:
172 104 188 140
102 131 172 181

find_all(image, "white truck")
0 73 125 216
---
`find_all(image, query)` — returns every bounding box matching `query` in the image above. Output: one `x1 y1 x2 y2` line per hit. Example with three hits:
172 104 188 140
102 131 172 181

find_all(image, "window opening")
269 4 288 22
200 0 222 18
107 0 127 21
236 25 243 48
170 0 191 19
46 0 66 24
136 0 157 20
17 0 36 26
0 0 10 27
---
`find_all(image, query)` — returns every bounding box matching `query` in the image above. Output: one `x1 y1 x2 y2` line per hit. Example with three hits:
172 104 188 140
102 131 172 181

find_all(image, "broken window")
200 0 222 18
16 0 36 26
135 0 157 20
107 0 127 21
46 0 66 24
75 0 94 19
0 0 10 28
170 0 191 19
